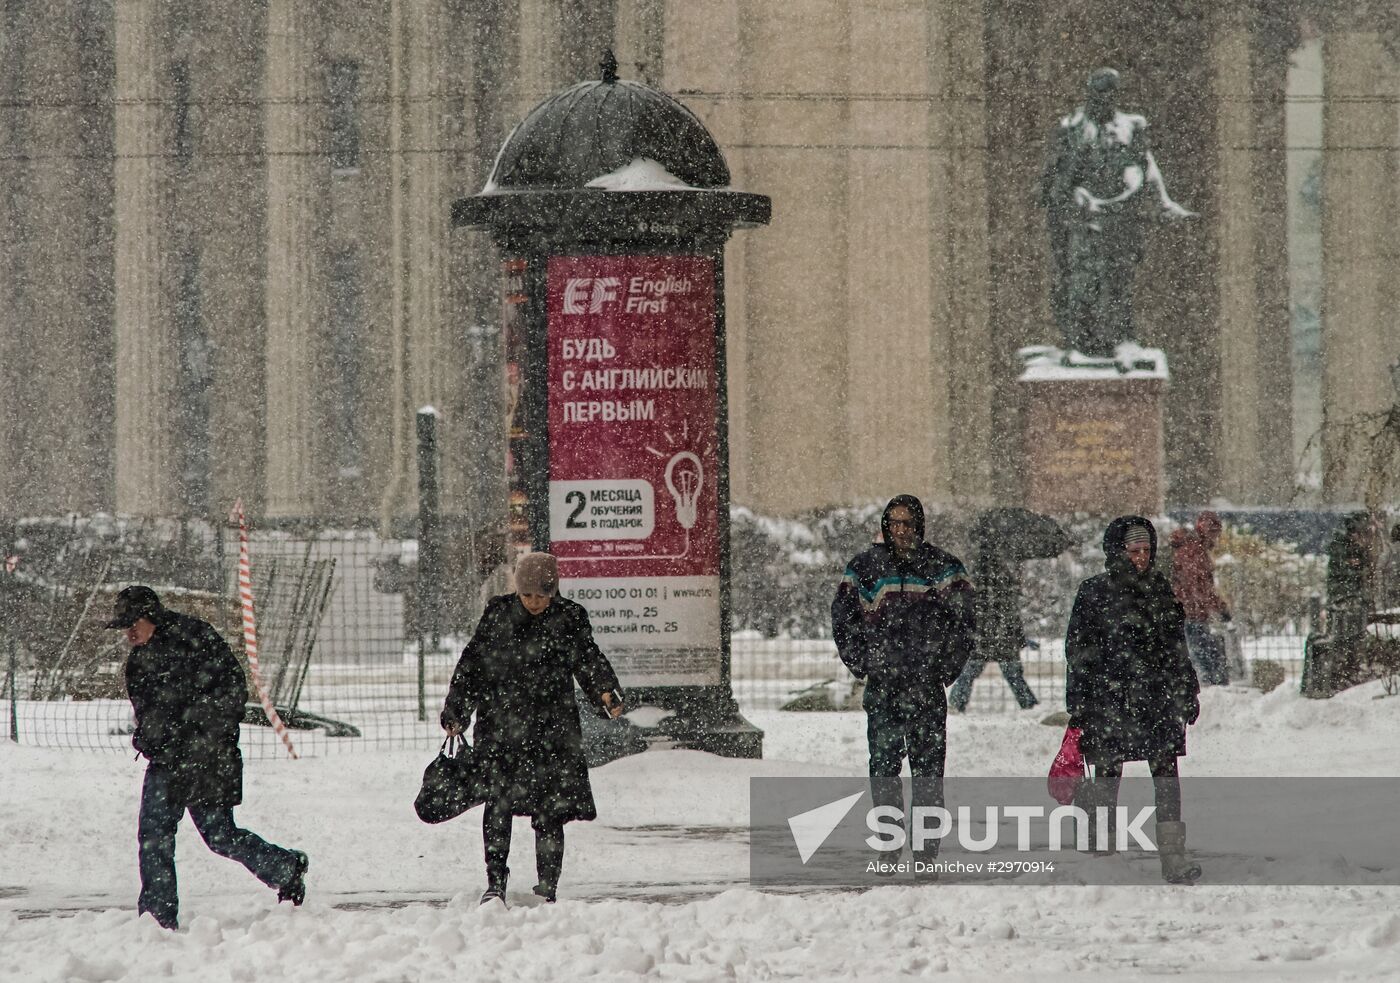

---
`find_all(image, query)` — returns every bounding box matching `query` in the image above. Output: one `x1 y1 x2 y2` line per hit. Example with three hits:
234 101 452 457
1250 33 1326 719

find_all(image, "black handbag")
414 735 480 824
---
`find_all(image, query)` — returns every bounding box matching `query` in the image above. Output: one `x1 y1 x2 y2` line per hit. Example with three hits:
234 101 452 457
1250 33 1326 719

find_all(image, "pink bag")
1047 726 1086 805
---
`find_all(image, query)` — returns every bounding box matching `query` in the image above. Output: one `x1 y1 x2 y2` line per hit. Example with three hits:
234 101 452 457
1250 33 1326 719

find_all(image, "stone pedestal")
1019 347 1167 515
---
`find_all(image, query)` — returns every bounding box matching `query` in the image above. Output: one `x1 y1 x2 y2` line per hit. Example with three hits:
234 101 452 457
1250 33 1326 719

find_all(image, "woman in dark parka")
1065 515 1202 883
441 552 623 904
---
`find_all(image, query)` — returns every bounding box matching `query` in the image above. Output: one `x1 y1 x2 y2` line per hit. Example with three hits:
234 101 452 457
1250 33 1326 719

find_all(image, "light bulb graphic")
663 450 704 530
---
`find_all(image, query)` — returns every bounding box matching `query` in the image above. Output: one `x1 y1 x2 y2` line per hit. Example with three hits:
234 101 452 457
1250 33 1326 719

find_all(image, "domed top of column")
482 51 731 192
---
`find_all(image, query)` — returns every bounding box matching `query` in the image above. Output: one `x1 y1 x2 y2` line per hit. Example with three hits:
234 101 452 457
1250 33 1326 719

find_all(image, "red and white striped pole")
231 499 298 759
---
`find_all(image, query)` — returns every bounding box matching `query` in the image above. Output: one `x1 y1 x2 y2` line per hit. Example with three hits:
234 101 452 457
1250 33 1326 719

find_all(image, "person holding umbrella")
1065 516 1201 884
950 508 1070 712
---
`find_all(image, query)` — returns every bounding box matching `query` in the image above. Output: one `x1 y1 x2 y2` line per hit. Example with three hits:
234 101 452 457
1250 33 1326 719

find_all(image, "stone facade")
0 0 115 517
0 0 1394 522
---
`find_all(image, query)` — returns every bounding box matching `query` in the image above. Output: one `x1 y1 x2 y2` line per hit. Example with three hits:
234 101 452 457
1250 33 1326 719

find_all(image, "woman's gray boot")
1156 821 1202 884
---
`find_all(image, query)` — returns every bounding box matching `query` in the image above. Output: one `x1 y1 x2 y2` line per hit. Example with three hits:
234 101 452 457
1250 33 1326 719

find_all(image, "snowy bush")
729 506 1328 644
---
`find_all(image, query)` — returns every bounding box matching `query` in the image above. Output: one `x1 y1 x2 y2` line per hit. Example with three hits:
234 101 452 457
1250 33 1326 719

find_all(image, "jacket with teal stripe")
830 541 975 685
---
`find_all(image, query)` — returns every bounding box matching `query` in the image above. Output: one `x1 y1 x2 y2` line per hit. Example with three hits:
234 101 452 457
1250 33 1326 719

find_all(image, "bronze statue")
1041 68 1194 359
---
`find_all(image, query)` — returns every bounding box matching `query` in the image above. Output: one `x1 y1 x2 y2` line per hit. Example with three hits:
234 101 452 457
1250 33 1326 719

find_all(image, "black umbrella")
973 508 1072 562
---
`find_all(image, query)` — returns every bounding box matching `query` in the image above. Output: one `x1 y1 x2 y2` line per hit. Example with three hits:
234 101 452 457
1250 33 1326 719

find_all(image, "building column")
1321 26 1398 502
449 0 514 526
929 0 994 505
1250 27 1294 501
664 1 753 502
0 3 114 516
982 0 1053 504
515 0 612 112
404 0 455 504
1212 7 1264 502
844 0 936 496
114 0 179 515
1214 6 1295 505
613 0 664 86
740 1 851 512
200 3 268 518
0 10 22 516
264 1 325 517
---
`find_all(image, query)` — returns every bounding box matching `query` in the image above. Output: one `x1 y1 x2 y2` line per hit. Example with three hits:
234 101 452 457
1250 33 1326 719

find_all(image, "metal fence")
728 629 1313 714
0 514 495 757
729 526 1328 714
2 626 1314 755
1 511 1339 755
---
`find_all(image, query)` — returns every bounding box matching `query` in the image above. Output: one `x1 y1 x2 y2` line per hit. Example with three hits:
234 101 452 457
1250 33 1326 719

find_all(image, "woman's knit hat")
515 552 559 596
1123 524 1152 549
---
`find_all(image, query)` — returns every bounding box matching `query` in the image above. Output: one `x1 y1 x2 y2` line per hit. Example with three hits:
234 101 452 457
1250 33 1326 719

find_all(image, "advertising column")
546 254 721 687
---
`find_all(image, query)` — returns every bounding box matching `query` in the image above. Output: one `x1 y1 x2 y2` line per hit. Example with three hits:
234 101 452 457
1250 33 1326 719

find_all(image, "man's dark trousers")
138 765 301 927
865 679 946 858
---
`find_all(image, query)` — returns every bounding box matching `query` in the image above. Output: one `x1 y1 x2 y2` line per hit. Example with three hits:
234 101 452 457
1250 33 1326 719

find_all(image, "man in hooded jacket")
112 585 308 929
1326 512 1376 646
831 495 976 874
1066 517 1201 884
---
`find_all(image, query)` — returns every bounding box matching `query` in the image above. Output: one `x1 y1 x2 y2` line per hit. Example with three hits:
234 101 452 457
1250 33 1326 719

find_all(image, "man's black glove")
1181 695 1200 726
1219 609 1232 623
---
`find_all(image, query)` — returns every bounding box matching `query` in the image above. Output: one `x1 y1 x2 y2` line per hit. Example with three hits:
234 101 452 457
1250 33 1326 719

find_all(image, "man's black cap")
105 585 163 629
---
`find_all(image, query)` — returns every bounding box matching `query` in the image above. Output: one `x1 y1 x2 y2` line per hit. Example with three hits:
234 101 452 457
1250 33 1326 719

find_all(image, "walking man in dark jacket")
830 495 976 873
1066 517 1201 883
442 552 623 905
112 585 308 929
1326 511 1377 646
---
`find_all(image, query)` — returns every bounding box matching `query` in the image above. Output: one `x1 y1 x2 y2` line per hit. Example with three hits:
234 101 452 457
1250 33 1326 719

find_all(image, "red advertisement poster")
546 254 721 686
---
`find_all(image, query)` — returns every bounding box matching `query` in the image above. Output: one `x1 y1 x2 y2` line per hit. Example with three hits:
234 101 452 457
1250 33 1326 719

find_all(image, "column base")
603 686 764 760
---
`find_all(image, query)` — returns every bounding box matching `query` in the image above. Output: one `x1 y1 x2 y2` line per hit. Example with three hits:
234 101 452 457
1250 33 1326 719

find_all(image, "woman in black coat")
441 553 623 904
1065 516 1201 883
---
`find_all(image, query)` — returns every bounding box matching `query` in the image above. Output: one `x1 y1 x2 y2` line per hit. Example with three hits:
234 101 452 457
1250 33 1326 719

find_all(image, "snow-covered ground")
3 684 1399 981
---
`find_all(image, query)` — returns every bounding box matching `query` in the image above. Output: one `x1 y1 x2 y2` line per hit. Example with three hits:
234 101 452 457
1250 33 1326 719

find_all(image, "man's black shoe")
532 882 557 903
277 850 309 906
480 887 507 906
141 908 178 930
